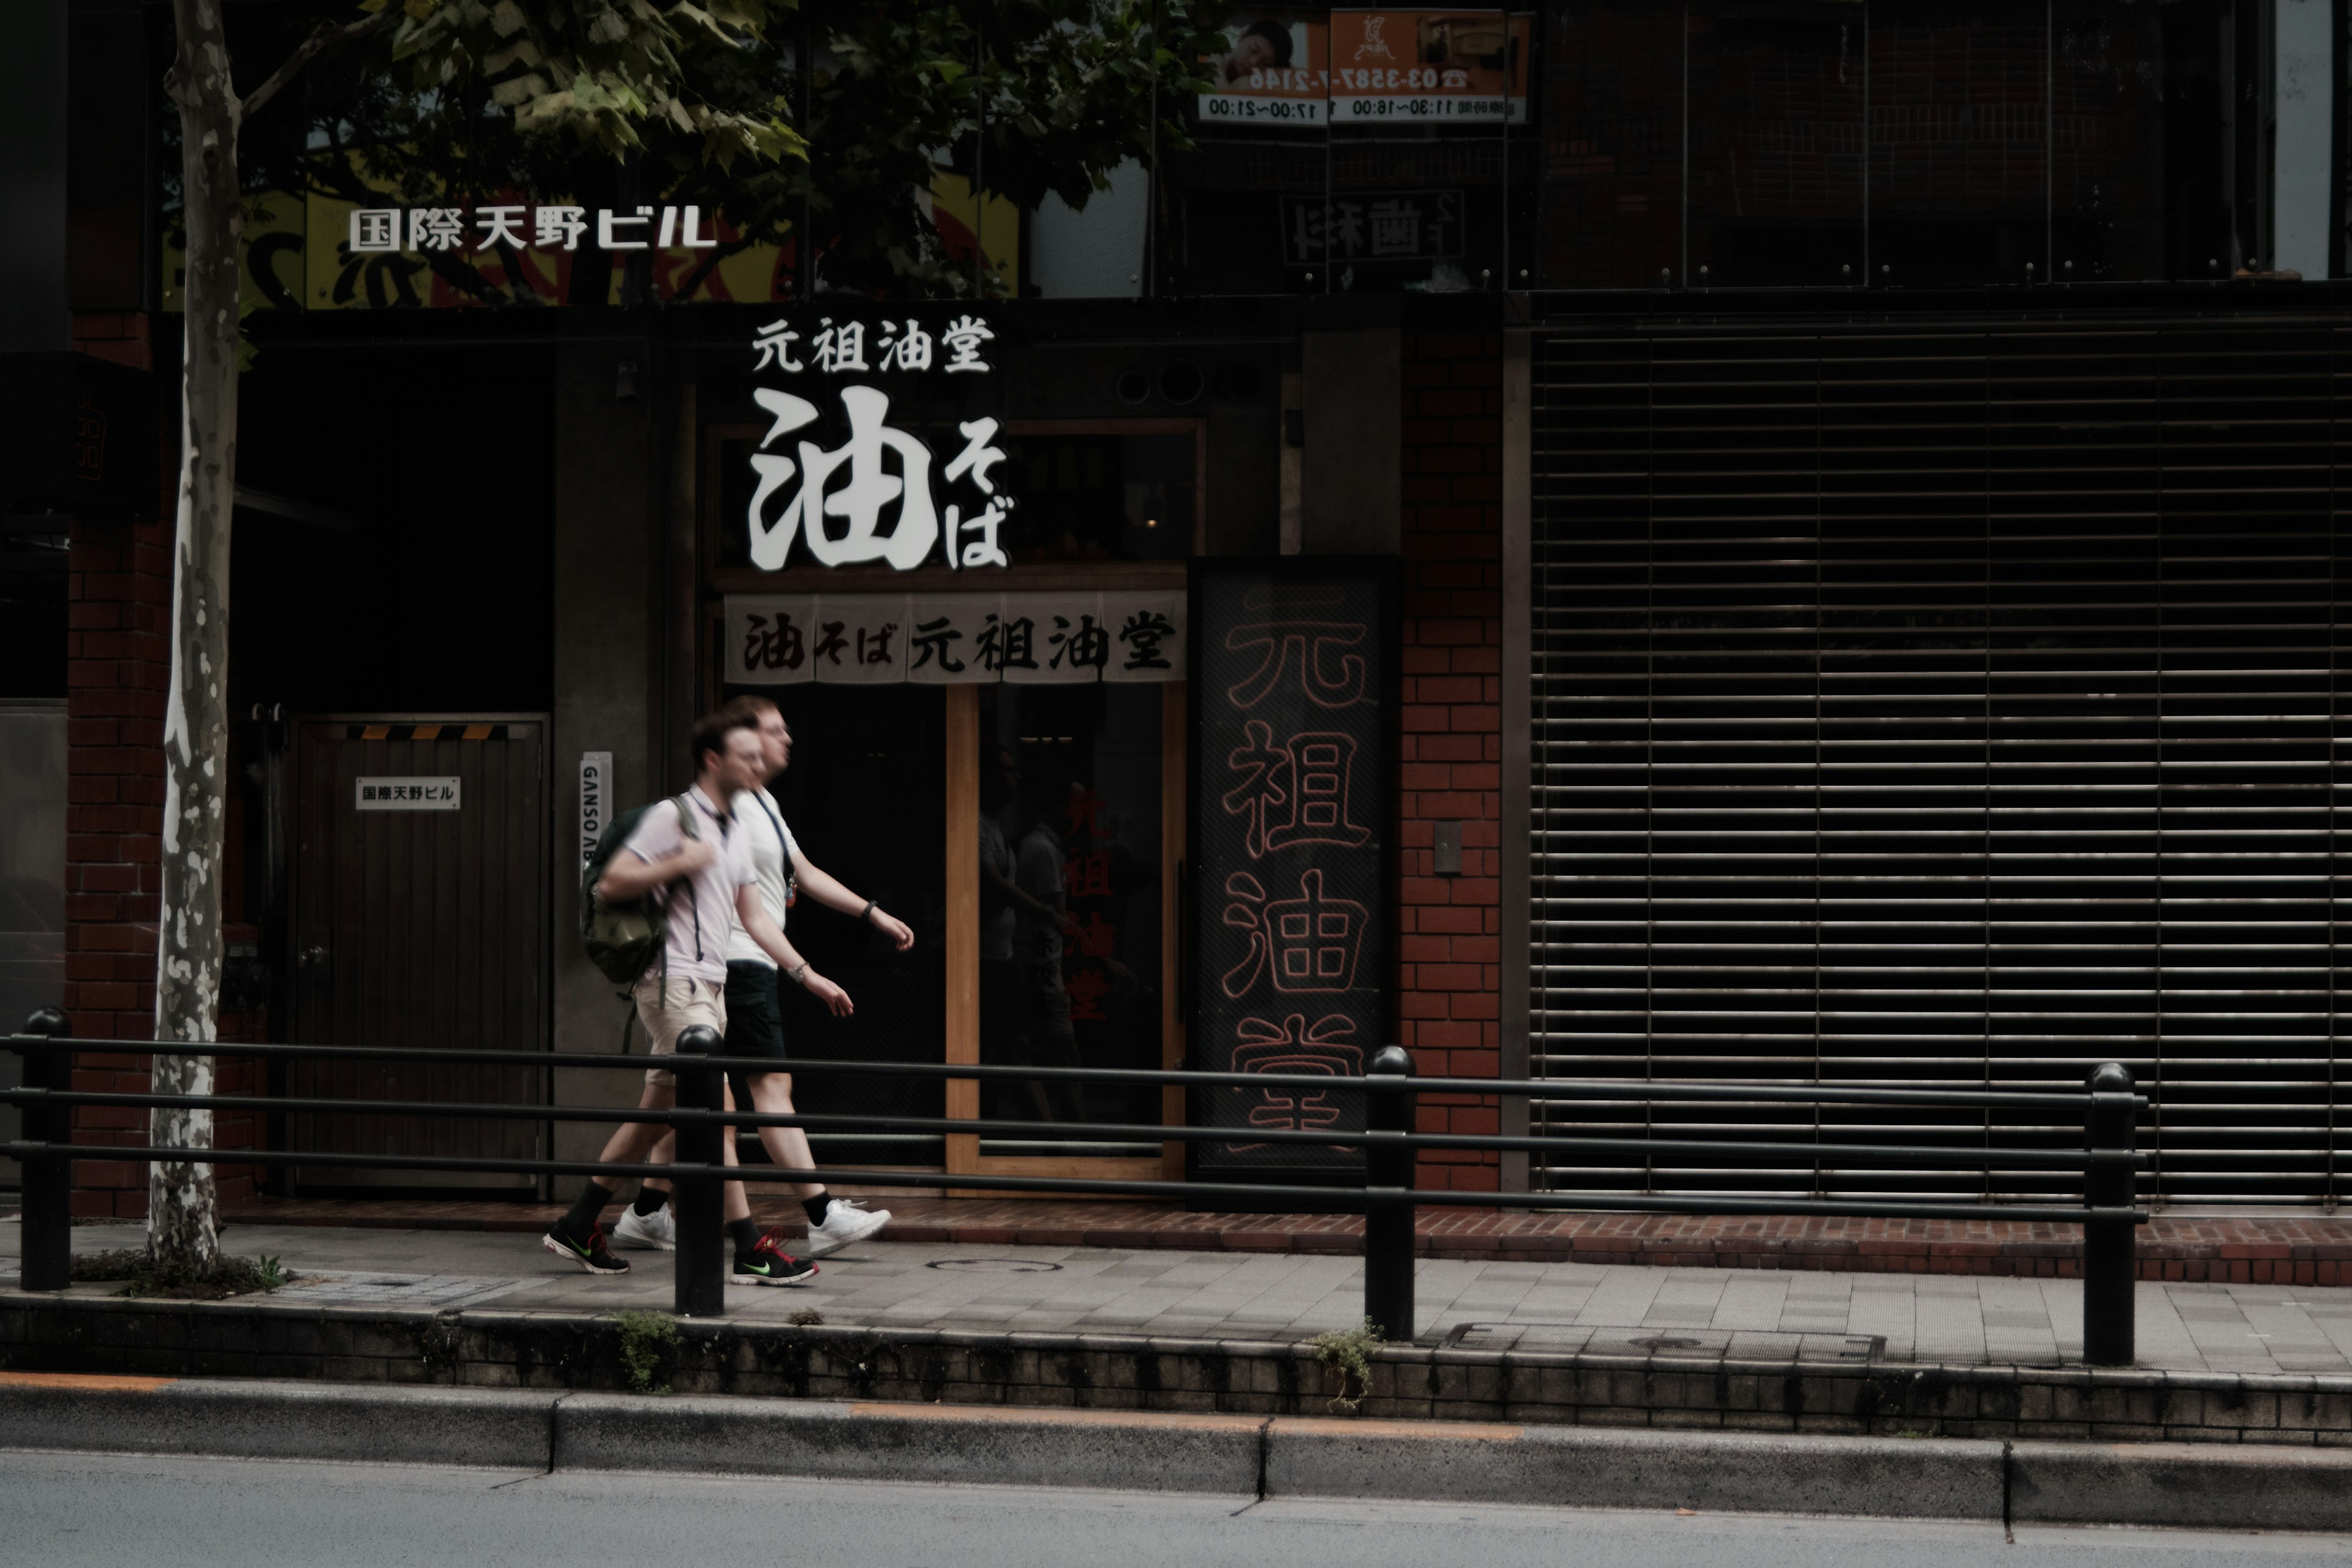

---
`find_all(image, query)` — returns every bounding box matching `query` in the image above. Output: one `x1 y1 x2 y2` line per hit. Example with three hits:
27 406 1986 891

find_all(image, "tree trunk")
152 0 244 1277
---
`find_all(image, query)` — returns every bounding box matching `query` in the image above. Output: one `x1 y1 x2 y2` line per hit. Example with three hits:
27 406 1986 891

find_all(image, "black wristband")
859 899 877 925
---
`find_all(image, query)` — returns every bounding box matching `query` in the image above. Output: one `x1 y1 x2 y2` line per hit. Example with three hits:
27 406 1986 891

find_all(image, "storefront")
46 287 1502 1214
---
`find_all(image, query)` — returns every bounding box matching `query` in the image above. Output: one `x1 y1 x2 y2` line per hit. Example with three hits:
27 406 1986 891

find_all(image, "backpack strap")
745 788 796 911
652 792 701 985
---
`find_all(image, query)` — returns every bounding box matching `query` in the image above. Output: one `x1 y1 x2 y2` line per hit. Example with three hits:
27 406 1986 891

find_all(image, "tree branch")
242 6 402 122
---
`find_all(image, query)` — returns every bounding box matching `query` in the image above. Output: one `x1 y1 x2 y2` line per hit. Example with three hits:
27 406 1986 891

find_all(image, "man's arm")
595 812 715 901
736 885 854 1016
791 850 916 952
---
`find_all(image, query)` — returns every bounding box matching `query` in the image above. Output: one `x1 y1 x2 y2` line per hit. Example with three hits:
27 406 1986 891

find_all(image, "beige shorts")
633 976 728 1088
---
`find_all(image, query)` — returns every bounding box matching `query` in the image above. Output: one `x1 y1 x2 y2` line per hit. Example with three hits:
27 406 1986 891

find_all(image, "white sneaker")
802 1197 890 1258
611 1204 677 1251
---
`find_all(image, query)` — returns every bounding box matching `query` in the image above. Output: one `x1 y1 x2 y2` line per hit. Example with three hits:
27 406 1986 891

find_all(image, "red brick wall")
65 311 258 1217
1397 332 1503 1194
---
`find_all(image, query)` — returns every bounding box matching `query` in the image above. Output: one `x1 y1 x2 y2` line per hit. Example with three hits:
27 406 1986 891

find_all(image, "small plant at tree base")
613 1310 682 1396
1311 1319 1385 1414
73 1247 296 1300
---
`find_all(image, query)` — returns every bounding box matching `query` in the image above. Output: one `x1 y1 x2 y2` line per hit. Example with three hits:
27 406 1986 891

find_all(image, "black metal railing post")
672 1028 726 1317
2083 1061 2138 1367
15 1009 72 1291
1364 1044 1416 1342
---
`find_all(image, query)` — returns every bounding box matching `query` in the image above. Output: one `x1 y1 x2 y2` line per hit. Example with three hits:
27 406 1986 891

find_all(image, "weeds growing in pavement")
1311 1319 1384 1414
72 1248 299 1300
789 1308 824 1327
613 1309 682 1395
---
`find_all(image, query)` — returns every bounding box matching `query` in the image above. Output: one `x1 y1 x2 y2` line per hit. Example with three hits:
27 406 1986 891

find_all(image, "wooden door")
287 718 548 1192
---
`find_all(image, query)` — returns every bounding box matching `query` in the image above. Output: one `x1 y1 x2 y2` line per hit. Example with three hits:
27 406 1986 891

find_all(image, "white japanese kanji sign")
727 593 1186 686
355 777 462 812
743 311 1013 573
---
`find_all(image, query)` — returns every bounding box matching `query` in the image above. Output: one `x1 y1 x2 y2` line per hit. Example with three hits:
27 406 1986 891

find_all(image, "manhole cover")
925 1258 1063 1274
1629 1335 1705 1351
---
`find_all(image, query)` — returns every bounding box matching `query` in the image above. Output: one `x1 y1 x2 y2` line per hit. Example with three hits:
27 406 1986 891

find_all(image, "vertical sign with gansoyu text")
1193 566 1393 1172
579 752 612 868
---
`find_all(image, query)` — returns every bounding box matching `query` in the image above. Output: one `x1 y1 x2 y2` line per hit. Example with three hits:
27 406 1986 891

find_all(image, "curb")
6 1372 2352 1530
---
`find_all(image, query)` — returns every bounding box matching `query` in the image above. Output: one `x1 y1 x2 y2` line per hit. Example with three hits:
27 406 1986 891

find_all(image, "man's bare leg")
544 1080 676 1268
744 1071 826 1200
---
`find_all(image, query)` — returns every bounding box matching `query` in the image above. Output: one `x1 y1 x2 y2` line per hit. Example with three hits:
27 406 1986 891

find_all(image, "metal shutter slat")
1528 318 2345 1208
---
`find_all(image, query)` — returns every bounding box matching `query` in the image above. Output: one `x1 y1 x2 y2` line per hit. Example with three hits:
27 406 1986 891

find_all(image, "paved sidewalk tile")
0 1221 2333 1375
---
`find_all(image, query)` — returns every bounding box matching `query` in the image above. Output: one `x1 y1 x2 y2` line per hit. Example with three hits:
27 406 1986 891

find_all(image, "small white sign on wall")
579 752 614 867
356 777 461 811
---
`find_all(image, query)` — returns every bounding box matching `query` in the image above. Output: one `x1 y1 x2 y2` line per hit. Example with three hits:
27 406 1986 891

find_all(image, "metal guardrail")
4 1008 2152 1364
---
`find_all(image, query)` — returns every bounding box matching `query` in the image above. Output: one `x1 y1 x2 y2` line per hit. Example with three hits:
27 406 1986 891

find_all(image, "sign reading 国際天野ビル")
740 309 1016 574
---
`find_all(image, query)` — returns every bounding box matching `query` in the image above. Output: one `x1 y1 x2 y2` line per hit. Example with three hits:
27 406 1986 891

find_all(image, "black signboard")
1190 560 1395 1174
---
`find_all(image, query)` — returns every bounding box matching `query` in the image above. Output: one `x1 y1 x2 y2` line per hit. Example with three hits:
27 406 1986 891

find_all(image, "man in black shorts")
685 693 908 1257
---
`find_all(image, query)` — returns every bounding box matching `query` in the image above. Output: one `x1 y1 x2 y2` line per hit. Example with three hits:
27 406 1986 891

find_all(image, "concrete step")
6 1370 2352 1532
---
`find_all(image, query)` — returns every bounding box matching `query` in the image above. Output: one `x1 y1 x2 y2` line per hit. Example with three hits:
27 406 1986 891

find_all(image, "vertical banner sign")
1193 565 1393 1172
579 752 612 868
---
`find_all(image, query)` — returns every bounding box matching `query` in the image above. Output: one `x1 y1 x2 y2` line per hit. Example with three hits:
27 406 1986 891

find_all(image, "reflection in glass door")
945 680 1185 1182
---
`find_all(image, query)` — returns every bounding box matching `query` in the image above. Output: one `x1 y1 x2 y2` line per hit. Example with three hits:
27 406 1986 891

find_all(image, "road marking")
0 1371 178 1392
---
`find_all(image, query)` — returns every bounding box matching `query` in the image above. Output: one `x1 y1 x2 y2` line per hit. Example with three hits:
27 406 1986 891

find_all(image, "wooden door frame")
943 682 1187 1193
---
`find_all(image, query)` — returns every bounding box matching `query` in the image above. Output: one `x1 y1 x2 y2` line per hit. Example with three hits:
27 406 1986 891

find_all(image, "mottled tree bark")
152 0 244 1276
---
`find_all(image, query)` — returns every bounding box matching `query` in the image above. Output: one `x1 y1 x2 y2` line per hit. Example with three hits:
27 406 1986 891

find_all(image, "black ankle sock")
728 1217 760 1257
562 1182 612 1235
632 1186 668 1218
802 1193 832 1227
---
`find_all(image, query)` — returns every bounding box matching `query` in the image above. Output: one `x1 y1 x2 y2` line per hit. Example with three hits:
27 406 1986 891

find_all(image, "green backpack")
579 793 699 986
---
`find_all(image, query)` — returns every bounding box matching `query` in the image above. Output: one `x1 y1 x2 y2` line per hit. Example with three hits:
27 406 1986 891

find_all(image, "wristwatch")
786 962 809 988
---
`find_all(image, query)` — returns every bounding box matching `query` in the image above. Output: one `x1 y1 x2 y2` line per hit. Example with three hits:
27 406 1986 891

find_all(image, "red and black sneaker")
729 1229 818 1287
542 1222 630 1275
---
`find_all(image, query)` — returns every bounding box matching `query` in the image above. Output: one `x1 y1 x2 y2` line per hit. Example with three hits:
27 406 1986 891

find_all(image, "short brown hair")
721 693 778 726
690 709 756 774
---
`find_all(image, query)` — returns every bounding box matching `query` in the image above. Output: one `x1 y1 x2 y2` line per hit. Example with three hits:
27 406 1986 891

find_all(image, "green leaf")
490 72 549 105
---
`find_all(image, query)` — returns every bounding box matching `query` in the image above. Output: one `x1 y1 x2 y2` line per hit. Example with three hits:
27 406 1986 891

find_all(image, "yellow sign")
162 160 1019 312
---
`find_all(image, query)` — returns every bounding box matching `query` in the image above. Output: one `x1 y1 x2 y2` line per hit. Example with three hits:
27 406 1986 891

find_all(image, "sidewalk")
13 1218 2352 1377
216 1193 2352 1286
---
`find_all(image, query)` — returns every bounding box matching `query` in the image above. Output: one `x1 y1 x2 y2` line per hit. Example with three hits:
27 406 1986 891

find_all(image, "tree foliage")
231 0 1226 300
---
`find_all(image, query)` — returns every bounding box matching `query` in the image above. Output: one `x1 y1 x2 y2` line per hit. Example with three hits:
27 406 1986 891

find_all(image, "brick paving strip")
205 1195 2352 1286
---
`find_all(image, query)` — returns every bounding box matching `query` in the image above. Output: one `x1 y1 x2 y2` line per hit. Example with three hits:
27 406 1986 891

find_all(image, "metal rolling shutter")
1528 318 2345 1208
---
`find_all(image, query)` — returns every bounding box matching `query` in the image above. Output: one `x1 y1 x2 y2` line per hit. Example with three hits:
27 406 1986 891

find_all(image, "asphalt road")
4 1451 2350 1568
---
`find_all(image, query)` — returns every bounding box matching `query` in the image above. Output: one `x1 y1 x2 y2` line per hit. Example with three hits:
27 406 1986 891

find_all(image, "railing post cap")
1370 1045 1414 1077
19 1008 69 1039
2087 1062 2135 1094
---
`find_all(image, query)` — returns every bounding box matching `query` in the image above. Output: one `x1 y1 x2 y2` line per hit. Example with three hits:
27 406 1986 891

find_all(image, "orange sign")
1327 11 1531 124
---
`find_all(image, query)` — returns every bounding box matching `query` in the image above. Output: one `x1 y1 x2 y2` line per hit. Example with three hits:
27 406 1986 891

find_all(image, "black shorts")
722 960 790 1063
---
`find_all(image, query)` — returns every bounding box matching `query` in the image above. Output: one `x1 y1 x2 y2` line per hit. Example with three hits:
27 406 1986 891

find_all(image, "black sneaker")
730 1230 818 1287
542 1222 630 1275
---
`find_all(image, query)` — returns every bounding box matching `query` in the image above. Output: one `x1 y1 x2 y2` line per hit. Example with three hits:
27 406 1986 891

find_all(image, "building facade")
9 1 2350 1215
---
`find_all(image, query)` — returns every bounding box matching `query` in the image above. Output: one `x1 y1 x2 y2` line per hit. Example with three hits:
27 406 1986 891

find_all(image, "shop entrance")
285 716 549 1193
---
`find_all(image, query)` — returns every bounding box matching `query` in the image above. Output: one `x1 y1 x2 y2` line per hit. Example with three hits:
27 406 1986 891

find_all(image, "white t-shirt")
620 787 755 986
725 786 800 968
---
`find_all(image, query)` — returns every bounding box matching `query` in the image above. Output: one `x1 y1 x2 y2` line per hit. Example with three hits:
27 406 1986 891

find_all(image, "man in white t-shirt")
696 694 912 1258
541 709 852 1284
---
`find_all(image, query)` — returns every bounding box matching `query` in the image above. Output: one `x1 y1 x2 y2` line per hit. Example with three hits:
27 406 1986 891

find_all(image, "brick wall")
1396 332 1503 1194
65 311 258 1218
